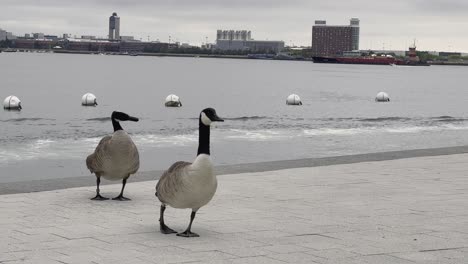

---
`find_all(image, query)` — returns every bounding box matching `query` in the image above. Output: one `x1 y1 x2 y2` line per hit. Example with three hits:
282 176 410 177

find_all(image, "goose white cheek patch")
201 112 212 126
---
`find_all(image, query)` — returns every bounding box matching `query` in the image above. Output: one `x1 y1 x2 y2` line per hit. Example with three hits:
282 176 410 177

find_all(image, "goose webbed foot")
91 194 109 200
177 230 199 238
112 195 131 201
160 224 177 234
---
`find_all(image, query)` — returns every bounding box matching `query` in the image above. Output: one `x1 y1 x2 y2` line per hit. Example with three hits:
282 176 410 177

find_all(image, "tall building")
350 18 360 51
0 29 7 41
311 18 360 56
109 12 120 40
215 29 284 53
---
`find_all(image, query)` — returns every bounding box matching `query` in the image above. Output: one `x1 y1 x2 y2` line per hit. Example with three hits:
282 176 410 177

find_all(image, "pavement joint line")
419 247 467 252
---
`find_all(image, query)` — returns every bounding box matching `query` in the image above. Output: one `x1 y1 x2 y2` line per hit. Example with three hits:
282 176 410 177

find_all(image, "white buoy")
165 94 182 107
375 92 390 102
286 94 302 105
82 93 98 106
3 95 22 110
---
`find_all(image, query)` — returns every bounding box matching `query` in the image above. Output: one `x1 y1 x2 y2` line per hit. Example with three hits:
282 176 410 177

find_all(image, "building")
120 36 134 41
33 33 45 39
0 29 7 41
215 30 284 53
350 18 360 51
81 35 97 40
217 30 252 41
109 12 120 40
0 29 16 41
44 35 59 40
311 18 360 56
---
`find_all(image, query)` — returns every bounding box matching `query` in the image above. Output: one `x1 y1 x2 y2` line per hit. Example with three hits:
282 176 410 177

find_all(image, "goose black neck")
197 120 211 156
112 118 123 132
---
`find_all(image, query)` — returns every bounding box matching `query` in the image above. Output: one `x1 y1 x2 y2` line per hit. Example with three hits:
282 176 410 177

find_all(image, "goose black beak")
128 116 139 122
212 115 224 122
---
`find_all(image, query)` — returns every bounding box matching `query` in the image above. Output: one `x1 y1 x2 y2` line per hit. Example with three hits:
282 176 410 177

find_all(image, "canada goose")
156 108 224 237
86 111 140 201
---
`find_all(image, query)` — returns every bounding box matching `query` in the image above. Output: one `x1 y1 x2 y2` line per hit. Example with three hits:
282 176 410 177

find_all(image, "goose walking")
156 108 224 237
86 111 140 201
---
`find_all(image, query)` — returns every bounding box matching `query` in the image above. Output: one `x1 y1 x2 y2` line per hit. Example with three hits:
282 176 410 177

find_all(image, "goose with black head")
156 108 224 237
86 111 140 201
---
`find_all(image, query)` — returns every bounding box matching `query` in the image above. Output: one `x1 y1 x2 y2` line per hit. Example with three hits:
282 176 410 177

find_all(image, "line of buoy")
3 92 392 111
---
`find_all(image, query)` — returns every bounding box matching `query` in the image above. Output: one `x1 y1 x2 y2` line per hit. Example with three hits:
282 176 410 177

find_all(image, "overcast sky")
1 0 467 52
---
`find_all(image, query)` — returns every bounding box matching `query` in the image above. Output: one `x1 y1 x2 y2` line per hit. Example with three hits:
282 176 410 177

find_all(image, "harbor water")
1 52 468 183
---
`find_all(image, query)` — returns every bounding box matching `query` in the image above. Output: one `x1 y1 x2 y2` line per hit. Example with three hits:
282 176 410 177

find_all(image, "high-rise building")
311 18 360 56
350 18 360 51
109 12 120 40
0 29 7 41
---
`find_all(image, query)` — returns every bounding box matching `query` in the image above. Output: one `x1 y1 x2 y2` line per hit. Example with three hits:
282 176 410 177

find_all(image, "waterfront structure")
109 12 120 40
350 18 360 51
0 29 7 41
81 35 96 40
0 29 16 41
120 36 134 41
312 18 360 56
33 33 45 39
217 30 252 41
216 29 284 53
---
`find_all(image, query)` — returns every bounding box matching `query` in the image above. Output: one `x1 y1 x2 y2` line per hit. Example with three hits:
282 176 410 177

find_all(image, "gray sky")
1 0 467 52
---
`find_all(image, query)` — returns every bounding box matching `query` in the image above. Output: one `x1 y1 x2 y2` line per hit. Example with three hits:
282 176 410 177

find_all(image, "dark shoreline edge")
2 145 468 195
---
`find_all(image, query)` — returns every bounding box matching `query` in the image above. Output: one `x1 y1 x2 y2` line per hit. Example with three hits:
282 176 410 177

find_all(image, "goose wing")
86 135 112 174
156 161 192 204
127 141 140 175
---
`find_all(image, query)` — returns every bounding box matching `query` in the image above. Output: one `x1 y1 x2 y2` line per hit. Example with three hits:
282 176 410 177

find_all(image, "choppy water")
1 52 468 182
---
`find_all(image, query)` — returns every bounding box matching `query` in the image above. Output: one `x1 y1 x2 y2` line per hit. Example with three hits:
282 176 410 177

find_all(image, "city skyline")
1 0 468 52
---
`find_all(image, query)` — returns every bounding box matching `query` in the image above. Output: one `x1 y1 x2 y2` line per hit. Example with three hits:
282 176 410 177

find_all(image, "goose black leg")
177 211 199 237
112 177 131 201
91 176 108 200
160 205 177 234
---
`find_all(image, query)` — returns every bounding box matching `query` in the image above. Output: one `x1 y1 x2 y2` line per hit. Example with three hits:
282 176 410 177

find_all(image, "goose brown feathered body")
86 111 140 201
86 131 139 181
156 108 224 237
156 155 217 210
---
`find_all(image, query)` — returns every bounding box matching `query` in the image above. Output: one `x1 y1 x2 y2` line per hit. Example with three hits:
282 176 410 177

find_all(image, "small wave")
133 134 197 146
319 117 355 122
358 117 411 122
431 116 468 123
224 116 269 121
304 128 371 136
86 117 111 122
1 118 55 122
225 129 289 141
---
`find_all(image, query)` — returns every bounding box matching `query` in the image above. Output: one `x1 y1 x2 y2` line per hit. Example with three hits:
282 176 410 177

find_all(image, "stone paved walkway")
1 154 468 263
